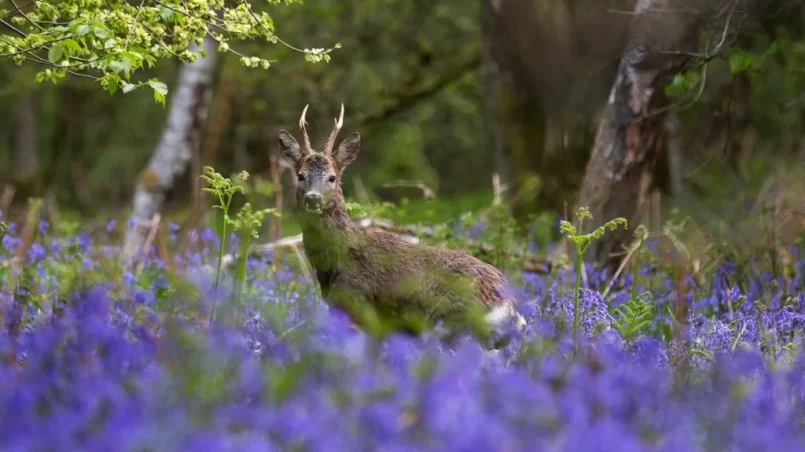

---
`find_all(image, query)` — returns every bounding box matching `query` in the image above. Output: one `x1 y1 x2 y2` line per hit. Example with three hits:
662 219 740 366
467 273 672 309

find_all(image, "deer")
278 104 526 347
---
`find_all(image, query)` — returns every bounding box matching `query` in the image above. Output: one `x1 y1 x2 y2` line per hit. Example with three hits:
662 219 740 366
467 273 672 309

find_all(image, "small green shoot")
199 166 247 321
630 225 649 304
612 293 656 342
228 202 279 309
560 207 627 350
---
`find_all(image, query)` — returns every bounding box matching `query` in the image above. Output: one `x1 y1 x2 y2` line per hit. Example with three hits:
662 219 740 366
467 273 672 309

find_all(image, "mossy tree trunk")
481 0 631 224
481 0 547 223
575 0 714 270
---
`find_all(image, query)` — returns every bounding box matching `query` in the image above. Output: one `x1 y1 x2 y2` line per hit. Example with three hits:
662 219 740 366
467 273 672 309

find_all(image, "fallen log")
216 217 552 275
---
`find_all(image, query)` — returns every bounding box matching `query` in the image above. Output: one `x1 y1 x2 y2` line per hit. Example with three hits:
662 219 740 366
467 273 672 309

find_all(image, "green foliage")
560 207 627 351
0 0 337 97
728 40 781 75
345 201 398 221
665 71 701 100
200 166 279 317
228 201 279 309
630 225 649 303
611 293 656 342
483 203 519 272
361 125 440 194
200 166 247 319
0 0 489 213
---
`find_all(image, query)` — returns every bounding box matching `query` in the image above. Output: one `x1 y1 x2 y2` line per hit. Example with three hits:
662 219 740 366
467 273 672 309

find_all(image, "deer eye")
297 173 305 182
328 175 337 184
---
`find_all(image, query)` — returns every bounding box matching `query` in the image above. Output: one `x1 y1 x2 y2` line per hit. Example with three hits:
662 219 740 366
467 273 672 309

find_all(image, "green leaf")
62 39 82 54
148 80 168 96
93 27 110 39
48 43 64 63
108 60 127 73
106 80 118 95
665 71 700 99
76 24 92 36
729 50 754 74
143 54 157 68
153 89 166 105
160 7 174 20
122 82 138 93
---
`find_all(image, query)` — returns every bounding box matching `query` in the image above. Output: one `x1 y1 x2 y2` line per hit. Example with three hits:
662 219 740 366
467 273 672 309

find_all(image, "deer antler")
323 103 345 155
298 104 313 154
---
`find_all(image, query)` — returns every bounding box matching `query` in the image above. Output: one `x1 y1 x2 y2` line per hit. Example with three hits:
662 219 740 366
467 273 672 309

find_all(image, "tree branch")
357 45 482 126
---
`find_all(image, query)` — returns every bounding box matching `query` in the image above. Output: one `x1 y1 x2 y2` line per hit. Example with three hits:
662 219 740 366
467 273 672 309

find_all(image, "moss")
139 168 161 191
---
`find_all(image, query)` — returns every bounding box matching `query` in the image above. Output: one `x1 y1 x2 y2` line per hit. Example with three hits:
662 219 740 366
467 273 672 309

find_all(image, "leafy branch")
0 0 340 99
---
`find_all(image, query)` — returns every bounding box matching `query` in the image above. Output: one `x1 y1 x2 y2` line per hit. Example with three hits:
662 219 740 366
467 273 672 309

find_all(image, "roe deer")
278 104 525 345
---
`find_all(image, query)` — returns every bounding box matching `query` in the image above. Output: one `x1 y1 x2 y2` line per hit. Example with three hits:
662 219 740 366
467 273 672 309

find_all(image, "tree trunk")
481 0 547 222
15 92 39 185
122 36 217 264
574 0 706 270
480 0 632 222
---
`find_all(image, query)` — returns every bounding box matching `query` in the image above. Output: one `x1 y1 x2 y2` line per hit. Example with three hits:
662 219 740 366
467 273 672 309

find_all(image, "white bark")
122 35 217 264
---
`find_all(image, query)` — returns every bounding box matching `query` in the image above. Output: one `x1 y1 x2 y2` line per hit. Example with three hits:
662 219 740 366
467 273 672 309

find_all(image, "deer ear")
333 132 360 170
278 129 303 166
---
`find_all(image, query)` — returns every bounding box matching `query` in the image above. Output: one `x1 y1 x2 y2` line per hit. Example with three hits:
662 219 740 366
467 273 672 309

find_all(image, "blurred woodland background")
1 0 804 270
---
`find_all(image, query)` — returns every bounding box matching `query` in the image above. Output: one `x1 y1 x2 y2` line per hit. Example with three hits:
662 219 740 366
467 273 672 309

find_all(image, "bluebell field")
2 216 805 451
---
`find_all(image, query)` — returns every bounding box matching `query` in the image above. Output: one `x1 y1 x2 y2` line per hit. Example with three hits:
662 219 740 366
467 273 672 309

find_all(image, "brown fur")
278 106 520 338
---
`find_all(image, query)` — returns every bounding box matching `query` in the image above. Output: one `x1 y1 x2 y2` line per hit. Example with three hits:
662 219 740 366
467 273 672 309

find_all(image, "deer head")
278 104 361 215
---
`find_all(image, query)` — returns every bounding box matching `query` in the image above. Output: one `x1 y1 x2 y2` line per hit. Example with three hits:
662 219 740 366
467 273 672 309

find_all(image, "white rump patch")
485 304 526 332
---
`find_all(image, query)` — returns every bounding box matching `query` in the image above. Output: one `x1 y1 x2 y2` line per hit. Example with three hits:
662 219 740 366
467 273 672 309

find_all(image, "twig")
290 242 312 282
278 319 309 340
1 184 16 215
211 216 554 277
155 225 175 272
357 44 482 125
605 7 701 16
601 239 643 299
491 172 508 206
0 17 27 37
0 34 71 57
634 1 736 121
0 1 36 21
0 36 97 79
238 0 337 57
122 0 147 49
382 180 435 200
268 151 284 272
135 214 161 274
8 0 43 31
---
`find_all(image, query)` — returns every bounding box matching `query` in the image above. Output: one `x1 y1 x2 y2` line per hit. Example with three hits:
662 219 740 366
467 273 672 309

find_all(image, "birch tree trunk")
574 0 706 270
122 36 217 264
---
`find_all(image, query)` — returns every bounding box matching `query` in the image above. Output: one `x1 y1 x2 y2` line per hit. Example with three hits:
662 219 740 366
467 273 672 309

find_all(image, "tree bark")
15 92 39 185
122 36 217 264
481 0 547 222
480 0 632 222
574 0 707 270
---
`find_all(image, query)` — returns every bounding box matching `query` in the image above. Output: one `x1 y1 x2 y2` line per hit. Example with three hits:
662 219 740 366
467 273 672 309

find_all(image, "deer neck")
299 196 360 272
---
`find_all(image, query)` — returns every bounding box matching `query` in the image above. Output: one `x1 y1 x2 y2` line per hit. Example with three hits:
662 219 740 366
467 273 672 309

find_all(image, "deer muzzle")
303 192 323 213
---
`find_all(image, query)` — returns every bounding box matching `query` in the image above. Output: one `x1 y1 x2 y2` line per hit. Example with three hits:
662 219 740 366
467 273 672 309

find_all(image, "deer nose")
304 192 323 212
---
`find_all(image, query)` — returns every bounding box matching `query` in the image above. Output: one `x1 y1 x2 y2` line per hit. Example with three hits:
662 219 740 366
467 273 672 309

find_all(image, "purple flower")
27 243 46 262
